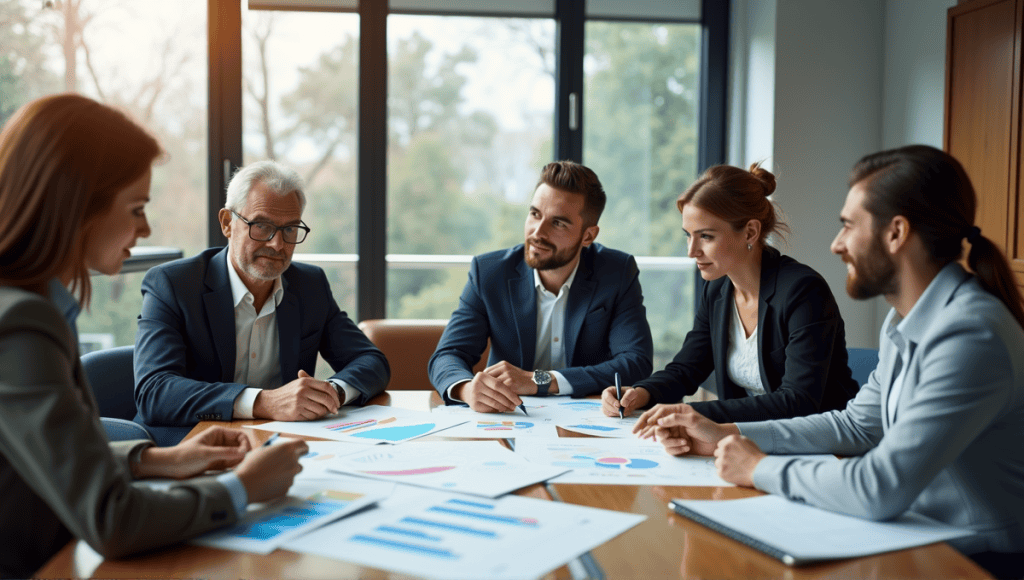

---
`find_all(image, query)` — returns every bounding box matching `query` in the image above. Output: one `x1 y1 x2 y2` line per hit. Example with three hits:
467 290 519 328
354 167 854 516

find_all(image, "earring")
747 243 752 251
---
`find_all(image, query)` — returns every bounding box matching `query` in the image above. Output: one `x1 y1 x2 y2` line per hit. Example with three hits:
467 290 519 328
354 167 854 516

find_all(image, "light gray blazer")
0 286 237 578
740 264 1024 555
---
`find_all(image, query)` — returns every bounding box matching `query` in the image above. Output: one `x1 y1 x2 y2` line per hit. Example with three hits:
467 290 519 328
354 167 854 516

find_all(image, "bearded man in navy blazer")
134 161 389 444
429 161 653 412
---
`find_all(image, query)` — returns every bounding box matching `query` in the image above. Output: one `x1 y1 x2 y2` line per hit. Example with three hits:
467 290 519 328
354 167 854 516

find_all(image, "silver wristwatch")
533 369 552 396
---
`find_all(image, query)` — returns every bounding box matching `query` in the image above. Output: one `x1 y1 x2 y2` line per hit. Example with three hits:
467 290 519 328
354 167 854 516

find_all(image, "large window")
241 8 359 316
0 0 208 351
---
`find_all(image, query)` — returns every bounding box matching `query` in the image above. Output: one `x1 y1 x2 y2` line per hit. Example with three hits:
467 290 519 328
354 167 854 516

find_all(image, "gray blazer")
740 264 1024 555
0 286 237 578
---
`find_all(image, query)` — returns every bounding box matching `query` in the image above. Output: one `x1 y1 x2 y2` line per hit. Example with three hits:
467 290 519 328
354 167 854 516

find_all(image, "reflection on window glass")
386 15 555 319
584 21 701 371
0 0 208 348
242 8 360 308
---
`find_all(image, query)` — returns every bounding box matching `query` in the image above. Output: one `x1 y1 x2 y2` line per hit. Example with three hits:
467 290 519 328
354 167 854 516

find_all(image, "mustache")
254 249 287 259
528 238 554 250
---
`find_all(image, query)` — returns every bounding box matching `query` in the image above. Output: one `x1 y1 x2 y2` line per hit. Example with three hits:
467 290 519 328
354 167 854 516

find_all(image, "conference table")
37 390 992 579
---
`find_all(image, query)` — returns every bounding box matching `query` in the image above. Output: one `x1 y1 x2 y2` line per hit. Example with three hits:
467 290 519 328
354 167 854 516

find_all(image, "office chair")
80 345 153 441
847 347 880 388
358 319 490 391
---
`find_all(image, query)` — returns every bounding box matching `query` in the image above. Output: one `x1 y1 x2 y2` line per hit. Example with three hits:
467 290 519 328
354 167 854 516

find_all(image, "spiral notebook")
669 495 975 566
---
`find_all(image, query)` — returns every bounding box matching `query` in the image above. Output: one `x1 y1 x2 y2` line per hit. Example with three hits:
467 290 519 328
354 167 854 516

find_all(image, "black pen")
262 432 281 447
518 402 529 416
615 372 624 419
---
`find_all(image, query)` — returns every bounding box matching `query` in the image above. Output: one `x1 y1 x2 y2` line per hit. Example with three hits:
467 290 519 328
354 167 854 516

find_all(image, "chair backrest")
847 347 880 388
80 345 137 420
358 319 490 391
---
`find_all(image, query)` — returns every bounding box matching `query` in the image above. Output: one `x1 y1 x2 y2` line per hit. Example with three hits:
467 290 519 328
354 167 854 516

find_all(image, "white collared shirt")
531 261 579 395
226 250 357 418
885 311 913 425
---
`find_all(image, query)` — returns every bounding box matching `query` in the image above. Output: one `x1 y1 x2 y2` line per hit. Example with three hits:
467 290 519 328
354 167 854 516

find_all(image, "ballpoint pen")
262 432 281 447
518 402 529 416
615 372 624 419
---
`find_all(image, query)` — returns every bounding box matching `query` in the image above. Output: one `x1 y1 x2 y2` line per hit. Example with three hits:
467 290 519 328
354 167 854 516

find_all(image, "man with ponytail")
639 145 1024 578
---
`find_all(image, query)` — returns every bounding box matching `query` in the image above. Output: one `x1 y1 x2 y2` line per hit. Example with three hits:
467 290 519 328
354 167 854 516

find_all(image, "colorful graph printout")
515 438 735 486
328 440 568 497
190 479 385 554
431 405 559 439
557 416 640 438
249 405 467 444
281 487 645 580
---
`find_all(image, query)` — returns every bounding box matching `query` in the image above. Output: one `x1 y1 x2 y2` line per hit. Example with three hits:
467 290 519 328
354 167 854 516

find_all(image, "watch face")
534 370 552 385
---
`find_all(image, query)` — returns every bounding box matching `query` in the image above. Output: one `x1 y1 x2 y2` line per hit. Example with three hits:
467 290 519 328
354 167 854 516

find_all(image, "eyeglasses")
231 210 310 244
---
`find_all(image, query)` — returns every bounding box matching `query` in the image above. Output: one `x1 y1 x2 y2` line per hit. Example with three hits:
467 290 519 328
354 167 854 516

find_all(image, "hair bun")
748 162 776 197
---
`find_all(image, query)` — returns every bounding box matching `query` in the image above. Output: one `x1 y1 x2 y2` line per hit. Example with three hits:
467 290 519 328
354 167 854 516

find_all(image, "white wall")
728 0 954 348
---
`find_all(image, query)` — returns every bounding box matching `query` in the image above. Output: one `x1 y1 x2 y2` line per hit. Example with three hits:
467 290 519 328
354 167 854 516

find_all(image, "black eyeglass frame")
230 210 311 244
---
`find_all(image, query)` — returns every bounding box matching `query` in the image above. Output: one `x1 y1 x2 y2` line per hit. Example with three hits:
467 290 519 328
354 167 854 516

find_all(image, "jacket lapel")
204 249 238 382
276 273 300 384
563 249 595 366
756 248 780 391
509 258 537 369
710 279 733 396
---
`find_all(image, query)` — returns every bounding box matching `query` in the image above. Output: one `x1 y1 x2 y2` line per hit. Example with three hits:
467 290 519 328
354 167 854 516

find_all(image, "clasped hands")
453 361 551 413
600 388 766 488
254 369 343 421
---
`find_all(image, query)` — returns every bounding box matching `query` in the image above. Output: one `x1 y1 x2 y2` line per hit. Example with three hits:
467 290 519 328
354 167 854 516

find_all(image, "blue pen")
262 432 281 447
615 372 624 419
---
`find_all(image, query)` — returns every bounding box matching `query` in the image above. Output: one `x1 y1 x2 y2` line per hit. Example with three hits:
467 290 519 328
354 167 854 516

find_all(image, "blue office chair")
847 347 879 388
80 345 153 442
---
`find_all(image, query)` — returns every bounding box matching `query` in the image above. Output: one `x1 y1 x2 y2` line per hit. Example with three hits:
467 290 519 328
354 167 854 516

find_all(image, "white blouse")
726 300 766 397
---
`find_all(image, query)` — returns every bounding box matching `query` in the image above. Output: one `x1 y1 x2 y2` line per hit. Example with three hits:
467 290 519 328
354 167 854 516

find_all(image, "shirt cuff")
736 421 776 453
446 380 472 404
550 371 572 396
328 379 360 406
232 388 261 419
215 472 249 516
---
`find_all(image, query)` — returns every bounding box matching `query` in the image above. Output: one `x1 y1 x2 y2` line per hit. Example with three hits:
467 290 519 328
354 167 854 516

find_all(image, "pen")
262 432 281 447
518 402 529 416
615 372 624 419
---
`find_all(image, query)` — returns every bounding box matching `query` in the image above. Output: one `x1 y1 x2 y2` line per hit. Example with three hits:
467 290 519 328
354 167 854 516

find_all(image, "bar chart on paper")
283 488 645 580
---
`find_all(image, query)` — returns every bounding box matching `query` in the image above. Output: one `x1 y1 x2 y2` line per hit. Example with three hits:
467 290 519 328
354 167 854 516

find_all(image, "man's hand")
601 385 649 417
452 372 524 413
134 426 252 479
253 369 340 421
483 361 557 395
234 438 308 503
633 403 739 456
713 435 765 488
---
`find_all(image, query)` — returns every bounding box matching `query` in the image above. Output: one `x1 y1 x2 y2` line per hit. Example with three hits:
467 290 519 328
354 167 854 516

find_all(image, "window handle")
568 92 578 131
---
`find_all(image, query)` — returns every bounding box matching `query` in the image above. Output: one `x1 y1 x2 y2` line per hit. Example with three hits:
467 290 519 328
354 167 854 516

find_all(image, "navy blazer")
428 243 653 399
134 247 389 442
635 247 858 422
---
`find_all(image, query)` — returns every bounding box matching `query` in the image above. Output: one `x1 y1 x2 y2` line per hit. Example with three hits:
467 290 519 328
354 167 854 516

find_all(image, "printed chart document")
431 405 559 439
190 478 386 555
328 440 568 497
517 396 605 423
249 405 466 444
557 415 639 438
516 437 733 486
669 495 976 565
282 486 645 580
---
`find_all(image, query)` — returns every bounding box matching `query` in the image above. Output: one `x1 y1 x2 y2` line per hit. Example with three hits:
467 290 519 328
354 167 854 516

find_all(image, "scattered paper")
248 405 467 444
431 405 560 439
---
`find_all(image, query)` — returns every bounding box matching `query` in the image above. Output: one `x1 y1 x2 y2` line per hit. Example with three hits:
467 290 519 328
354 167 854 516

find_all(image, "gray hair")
224 160 306 214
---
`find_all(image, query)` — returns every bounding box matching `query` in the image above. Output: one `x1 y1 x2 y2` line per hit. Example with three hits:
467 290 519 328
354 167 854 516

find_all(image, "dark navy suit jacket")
635 247 859 422
428 243 653 400
134 247 389 443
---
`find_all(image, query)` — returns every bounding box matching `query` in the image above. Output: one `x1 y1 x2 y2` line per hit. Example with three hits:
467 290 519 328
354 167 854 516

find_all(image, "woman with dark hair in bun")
603 163 859 424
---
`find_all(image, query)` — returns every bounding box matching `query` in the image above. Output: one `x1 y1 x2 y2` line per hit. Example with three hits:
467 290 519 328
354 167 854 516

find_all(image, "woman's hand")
633 403 739 456
132 426 252 479
601 386 650 417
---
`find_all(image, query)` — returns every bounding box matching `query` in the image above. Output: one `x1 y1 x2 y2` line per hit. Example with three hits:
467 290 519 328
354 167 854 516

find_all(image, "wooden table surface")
36 390 992 579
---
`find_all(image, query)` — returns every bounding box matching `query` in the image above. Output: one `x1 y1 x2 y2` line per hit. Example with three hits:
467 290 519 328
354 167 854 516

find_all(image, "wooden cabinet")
945 0 1024 289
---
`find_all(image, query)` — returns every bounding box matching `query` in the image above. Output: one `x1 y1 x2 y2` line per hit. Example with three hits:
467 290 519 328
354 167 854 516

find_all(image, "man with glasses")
134 160 389 445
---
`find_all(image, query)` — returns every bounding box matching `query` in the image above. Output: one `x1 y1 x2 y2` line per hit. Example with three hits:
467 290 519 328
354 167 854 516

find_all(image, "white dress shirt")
226 253 357 418
726 300 765 397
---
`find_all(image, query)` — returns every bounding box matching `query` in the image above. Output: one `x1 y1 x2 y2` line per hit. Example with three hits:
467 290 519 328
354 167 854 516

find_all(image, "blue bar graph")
447 498 495 510
401 517 497 538
376 525 441 541
427 506 540 527
350 535 459 560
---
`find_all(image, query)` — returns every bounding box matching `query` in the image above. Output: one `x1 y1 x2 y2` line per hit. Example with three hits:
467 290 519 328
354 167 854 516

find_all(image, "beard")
237 247 291 281
524 237 582 271
845 235 897 300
